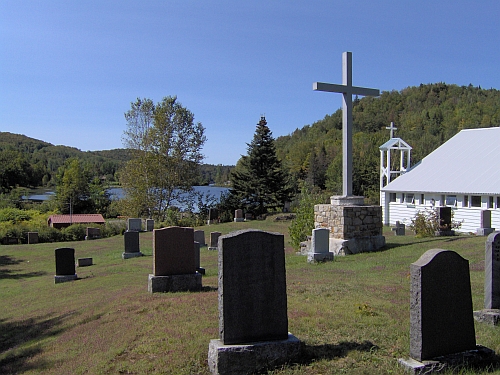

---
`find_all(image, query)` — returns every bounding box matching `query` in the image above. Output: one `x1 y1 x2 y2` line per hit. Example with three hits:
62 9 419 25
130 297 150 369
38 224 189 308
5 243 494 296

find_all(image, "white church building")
380 126 500 233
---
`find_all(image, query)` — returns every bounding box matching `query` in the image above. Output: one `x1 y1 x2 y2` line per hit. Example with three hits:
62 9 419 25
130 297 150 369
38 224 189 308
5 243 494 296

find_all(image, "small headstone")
244 213 253 221
194 241 205 275
399 249 493 372
146 219 154 232
85 227 101 240
477 210 495 236
148 226 202 293
208 231 221 251
208 229 301 374
391 221 406 236
435 207 454 236
207 208 219 225
474 232 500 325
54 247 77 283
127 218 142 232
233 209 244 222
307 228 333 263
77 257 93 267
27 232 39 244
194 230 206 246
122 230 143 259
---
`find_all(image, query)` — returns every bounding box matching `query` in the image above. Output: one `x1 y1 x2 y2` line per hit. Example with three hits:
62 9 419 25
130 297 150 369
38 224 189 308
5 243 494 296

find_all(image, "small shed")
47 214 106 229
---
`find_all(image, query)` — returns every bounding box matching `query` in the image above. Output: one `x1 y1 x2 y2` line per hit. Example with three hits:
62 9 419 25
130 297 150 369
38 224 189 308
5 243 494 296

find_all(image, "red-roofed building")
47 214 106 229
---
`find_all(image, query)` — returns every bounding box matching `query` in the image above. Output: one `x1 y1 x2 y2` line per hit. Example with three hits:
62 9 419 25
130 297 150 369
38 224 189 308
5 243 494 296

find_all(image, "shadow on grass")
0 255 47 280
383 237 447 251
0 312 74 374
201 286 218 292
299 340 378 364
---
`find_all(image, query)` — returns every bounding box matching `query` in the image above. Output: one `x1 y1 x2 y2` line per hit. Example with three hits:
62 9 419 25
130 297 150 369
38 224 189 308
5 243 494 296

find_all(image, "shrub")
62 224 87 241
409 208 463 237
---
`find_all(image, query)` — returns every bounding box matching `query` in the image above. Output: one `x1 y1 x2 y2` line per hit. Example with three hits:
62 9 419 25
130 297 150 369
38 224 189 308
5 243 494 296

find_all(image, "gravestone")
127 218 142 232
208 229 301 375
85 227 101 240
194 241 205 275
208 208 219 225
208 231 221 251
194 230 206 246
307 228 333 263
435 207 455 236
27 232 39 244
474 232 500 325
148 226 202 293
77 257 93 267
399 249 493 372
477 210 495 236
233 209 244 222
122 230 143 259
54 247 77 283
391 221 406 236
146 219 155 232
244 213 253 221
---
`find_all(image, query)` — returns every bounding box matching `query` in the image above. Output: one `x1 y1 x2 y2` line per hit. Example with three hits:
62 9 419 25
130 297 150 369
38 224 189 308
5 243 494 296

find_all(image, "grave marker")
208 229 301 374
234 209 244 222
307 228 333 263
208 231 221 251
127 218 142 231
122 230 143 259
194 230 206 246
477 210 495 236
148 226 202 293
399 249 493 372
54 247 77 283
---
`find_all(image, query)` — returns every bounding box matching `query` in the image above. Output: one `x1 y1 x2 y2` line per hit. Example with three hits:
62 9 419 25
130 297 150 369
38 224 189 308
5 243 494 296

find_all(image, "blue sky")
1 1 499 165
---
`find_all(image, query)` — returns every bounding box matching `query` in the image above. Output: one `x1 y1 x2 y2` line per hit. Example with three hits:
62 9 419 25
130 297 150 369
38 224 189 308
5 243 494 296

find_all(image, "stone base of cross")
330 195 365 206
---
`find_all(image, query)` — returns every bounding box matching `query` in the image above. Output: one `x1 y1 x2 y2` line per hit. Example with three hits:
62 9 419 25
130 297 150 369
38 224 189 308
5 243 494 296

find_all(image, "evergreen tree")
230 116 292 216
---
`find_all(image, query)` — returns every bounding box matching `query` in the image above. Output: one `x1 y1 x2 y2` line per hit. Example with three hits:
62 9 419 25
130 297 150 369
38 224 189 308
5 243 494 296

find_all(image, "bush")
409 208 463 237
62 224 87 241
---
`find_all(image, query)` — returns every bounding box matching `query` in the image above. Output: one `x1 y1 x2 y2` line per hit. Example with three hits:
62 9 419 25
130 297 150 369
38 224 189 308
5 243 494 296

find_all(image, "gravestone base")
329 235 386 256
477 228 495 236
398 345 495 374
208 247 218 251
307 251 334 263
54 274 77 284
435 230 455 237
122 252 143 259
473 309 500 325
208 333 301 375
233 218 244 222
148 273 202 293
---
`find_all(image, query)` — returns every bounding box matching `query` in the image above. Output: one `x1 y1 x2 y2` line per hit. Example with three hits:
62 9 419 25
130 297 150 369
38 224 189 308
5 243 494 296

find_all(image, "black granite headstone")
55 247 76 276
124 230 140 253
410 249 476 361
218 229 288 345
485 232 500 309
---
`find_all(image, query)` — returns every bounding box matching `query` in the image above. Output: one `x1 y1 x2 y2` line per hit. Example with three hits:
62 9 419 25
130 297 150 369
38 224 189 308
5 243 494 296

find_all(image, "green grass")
1 217 500 374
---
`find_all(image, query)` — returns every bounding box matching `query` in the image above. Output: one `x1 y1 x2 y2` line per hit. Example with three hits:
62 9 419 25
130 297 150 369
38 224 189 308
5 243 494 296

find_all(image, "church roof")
381 127 500 195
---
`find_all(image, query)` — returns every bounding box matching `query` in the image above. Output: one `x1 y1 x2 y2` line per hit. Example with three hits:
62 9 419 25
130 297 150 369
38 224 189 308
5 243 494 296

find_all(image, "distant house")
47 214 106 229
380 127 500 233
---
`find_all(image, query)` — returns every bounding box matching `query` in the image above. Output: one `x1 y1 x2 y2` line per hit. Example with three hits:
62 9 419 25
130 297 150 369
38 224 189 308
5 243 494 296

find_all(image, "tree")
230 116 292 216
120 96 206 221
55 158 91 214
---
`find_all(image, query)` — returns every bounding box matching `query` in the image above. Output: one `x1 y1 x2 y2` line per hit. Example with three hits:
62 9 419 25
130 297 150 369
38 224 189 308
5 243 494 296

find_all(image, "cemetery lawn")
2 217 500 374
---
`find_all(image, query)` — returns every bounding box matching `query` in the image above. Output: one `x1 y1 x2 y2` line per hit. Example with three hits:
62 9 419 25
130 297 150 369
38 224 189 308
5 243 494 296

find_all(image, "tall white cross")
386 121 397 138
313 51 380 196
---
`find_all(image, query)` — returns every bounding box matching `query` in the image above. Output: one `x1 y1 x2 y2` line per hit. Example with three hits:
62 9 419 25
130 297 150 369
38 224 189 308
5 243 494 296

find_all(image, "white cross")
386 122 397 139
313 52 380 196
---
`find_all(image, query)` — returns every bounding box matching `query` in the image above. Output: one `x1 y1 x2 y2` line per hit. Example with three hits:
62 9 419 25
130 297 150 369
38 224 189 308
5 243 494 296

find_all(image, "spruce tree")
230 116 292 216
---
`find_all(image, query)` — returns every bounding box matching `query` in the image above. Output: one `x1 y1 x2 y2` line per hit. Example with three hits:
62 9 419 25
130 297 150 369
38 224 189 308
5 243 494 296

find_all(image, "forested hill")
275 83 500 201
0 132 233 190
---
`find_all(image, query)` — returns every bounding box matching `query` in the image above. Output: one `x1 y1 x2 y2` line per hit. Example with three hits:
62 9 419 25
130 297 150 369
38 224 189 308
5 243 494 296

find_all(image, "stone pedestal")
77 258 93 267
208 334 301 375
473 309 500 325
148 273 202 293
54 274 77 284
314 195 385 256
477 228 495 236
122 251 143 259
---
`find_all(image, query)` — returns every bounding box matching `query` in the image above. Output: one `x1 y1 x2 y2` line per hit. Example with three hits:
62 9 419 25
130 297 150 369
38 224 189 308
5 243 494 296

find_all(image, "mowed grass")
2 217 500 374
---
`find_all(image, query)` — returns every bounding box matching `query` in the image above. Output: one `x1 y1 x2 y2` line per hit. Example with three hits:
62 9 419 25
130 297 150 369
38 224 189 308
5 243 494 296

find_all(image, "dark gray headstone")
194 241 201 269
194 230 206 246
210 232 221 248
485 232 500 309
218 229 288 345
209 208 218 220
481 210 492 229
146 219 154 231
127 218 142 231
438 207 452 230
153 226 195 276
410 249 476 361
86 227 101 240
124 231 140 253
55 248 76 276
27 232 39 244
